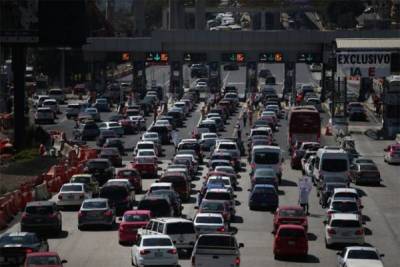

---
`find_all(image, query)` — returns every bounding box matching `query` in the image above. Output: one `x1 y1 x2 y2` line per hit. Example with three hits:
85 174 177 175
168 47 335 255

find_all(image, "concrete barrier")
34 182 51 201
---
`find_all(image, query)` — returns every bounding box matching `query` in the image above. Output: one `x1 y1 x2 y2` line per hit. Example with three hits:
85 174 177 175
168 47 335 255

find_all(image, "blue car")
93 98 110 112
249 184 279 211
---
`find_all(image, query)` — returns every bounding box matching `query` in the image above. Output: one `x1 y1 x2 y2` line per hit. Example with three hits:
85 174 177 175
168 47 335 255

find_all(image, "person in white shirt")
171 129 180 153
298 176 312 215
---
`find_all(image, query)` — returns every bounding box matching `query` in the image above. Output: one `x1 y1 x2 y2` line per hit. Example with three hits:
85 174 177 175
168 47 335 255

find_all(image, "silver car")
194 213 227 234
78 198 115 230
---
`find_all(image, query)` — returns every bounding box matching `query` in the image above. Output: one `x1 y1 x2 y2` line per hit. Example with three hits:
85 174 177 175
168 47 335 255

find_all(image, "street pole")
60 49 65 90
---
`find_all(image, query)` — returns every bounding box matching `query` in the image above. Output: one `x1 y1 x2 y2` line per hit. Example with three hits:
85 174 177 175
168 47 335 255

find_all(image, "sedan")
0 232 49 266
131 235 178 267
350 162 381 185
24 252 67 267
273 206 308 232
57 183 92 208
116 168 143 193
99 147 123 167
78 198 115 230
193 213 227 234
118 210 151 245
84 107 100 121
98 121 124 137
383 143 400 164
337 246 384 267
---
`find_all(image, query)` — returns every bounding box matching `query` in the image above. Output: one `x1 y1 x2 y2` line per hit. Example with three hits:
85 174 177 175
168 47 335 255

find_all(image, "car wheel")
274 254 280 260
325 239 331 249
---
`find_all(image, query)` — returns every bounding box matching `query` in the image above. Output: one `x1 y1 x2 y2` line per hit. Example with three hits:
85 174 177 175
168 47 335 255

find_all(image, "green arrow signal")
268 54 274 62
229 53 235 61
306 54 313 62
154 53 161 61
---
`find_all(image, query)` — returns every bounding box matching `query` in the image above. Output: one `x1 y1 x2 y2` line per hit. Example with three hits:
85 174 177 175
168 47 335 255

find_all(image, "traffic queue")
0 79 388 267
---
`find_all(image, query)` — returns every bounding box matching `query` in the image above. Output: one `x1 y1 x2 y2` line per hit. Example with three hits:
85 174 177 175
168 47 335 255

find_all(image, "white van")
48 88 65 103
250 145 283 183
313 147 349 184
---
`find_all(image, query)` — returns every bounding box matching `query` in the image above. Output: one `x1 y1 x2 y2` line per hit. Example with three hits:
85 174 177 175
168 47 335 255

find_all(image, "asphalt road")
4 64 399 267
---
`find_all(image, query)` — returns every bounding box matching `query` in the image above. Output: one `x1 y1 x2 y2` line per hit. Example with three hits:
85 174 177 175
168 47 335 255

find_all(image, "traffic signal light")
121 53 130 61
221 53 245 62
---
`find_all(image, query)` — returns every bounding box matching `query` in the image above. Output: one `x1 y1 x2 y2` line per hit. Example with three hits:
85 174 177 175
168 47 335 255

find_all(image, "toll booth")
382 75 400 138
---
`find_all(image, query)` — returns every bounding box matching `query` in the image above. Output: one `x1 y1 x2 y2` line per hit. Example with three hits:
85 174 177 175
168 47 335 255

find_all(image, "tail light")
217 226 225 232
78 211 84 217
21 212 28 219
327 228 336 235
167 248 177 254
235 257 241 266
25 248 33 254
140 249 150 255
355 229 364 235
104 210 113 217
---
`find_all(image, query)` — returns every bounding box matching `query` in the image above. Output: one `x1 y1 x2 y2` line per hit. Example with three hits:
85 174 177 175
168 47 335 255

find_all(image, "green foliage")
12 148 39 163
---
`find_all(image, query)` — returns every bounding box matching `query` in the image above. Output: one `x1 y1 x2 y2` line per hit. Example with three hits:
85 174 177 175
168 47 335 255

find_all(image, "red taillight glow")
78 211 84 217
217 226 225 232
104 210 113 217
140 249 150 255
327 228 336 235
355 229 364 235
251 163 256 169
167 248 177 254
235 257 240 266
25 248 33 254
21 212 28 219
48 213 57 218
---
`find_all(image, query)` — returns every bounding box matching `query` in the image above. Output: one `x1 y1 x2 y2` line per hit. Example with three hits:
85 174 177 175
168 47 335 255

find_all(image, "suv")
140 218 196 252
48 88 65 103
215 141 241 170
324 213 365 248
84 159 115 186
35 107 55 124
99 184 135 215
74 121 100 140
137 195 175 217
20 201 62 234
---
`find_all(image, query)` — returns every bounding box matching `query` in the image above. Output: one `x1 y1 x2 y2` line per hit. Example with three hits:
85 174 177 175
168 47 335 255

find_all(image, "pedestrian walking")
298 176 312 215
236 122 242 140
153 105 158 122
242 111 247 127
171 129 180 153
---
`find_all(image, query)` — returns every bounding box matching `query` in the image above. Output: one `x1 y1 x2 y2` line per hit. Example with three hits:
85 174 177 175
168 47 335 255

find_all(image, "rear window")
218 144 237 150
27 256 61 265
197 236 236 248
196 216 223 224
138 144 154 149
61 185 83 192
166 222 195 234
0 234 39 246
347 250 379 260
332 202 358 212
331 219 361 227
124 214 149 222
321 159 348 172
278 228 305 238
49 90 63 95
137 157 154 164
87 161 109 169
100 187 128 200
25 205 54 214
138 199 171 216
254 152 280 164
279 209 304 217
201 202 224 211
143 238 172 247
205 192 231 201
359 165 378 171
118 170 138 177
82 201 107 209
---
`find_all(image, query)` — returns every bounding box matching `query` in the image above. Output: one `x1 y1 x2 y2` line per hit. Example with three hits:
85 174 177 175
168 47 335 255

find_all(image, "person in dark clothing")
242 112 247 127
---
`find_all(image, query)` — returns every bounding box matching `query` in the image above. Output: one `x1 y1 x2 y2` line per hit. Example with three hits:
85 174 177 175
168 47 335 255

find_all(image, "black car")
137 195 175 217
148 125 171 145
20 201 62 234
96 130 118 147
147 190 183 216
84 159 114 186
0 232 49 266
167 110 184 127
103 138 125 155
99 185 134 215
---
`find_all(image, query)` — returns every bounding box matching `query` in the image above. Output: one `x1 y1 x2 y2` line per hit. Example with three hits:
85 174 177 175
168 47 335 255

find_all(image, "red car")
118 210 152 245
118 119 137 134
24 252 67 267
116 168 143 193
131 156 158 178
273 224 308 259
273 206 308 232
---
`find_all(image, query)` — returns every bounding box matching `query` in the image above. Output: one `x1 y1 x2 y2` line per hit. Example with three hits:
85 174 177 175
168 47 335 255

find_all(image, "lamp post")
58 47 72 91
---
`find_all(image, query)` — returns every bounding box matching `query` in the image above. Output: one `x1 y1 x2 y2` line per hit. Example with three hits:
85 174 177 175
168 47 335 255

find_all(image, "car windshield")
279 209 304 217
61 185 82 192
87 161 109 169
278 228 305 238
143 238 172 247
27 256 61 265
0 234 38 245
82 201 107 209
26 205 54 214
321 159 348 172
166 222 195 234
124 214 149 222
196 216 223 224
254 152 280 164
218 144 237 150
332 202 358 212
100 187 128 200
205 192 230 200
201 202 224 211
347 250 379 260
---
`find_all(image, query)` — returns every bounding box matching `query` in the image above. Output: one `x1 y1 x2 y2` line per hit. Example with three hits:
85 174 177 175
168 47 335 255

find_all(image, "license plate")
342 232 350 236
67 195 74 200
288 241 296 245
155 252 163 257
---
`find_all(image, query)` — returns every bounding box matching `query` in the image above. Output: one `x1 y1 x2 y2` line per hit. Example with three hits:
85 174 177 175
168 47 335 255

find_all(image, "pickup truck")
191 234 244 267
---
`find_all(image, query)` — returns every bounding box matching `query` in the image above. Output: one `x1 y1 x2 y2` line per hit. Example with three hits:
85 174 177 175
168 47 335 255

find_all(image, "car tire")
274 254 280 260
325 239 331 249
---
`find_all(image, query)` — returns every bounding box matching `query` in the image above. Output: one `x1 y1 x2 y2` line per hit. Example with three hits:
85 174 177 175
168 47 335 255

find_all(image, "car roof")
63 183 84 186
253 145 281 151
277 224 306 230
196 213 223 218
345 246 378 252
333 188 358 194
254 184 275 189
206 188 230 193
330 213 360 220
151 182 172 187
152 217 192 223
83 198 108 203
142 234 171 239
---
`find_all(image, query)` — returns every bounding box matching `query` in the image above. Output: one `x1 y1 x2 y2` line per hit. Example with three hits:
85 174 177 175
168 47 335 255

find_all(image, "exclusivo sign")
336 51 391 78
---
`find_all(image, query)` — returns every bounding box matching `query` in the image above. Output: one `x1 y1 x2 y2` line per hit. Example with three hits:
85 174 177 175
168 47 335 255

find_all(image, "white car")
35 107 55 124
194 213 227 234
131 234 178 267
136 149 157 163
48 88 65 103
325 213 365 248
337 246 384 267
129 115 146 131
154 120 173 131
98 121 124 137
42 98 59 114
134 141 160 157
32 94 49 108
57 183 92 208
149 182 174 193
383 144 400 164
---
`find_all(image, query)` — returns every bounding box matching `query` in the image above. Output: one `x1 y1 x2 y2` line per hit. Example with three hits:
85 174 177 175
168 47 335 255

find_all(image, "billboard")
337 51 391 78
0 0 39 43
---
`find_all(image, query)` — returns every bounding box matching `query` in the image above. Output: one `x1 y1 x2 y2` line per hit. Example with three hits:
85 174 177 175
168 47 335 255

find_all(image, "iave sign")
336 51 391 78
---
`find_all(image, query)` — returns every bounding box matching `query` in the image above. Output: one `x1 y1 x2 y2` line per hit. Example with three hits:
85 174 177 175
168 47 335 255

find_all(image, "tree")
325 0 365 28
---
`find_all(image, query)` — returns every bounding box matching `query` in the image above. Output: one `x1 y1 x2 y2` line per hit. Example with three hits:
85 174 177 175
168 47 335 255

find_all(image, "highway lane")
4 66 399 267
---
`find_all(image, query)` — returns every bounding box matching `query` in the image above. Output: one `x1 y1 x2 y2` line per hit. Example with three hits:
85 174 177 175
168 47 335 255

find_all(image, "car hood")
345 259 384 267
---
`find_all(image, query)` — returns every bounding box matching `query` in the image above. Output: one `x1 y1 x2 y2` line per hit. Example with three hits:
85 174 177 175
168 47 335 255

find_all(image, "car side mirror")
239 243 244 248
323 220 327 224
380 254 385 257
61 259 68 264
336 252 341 256
360 205 364 209
384 148 389 152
